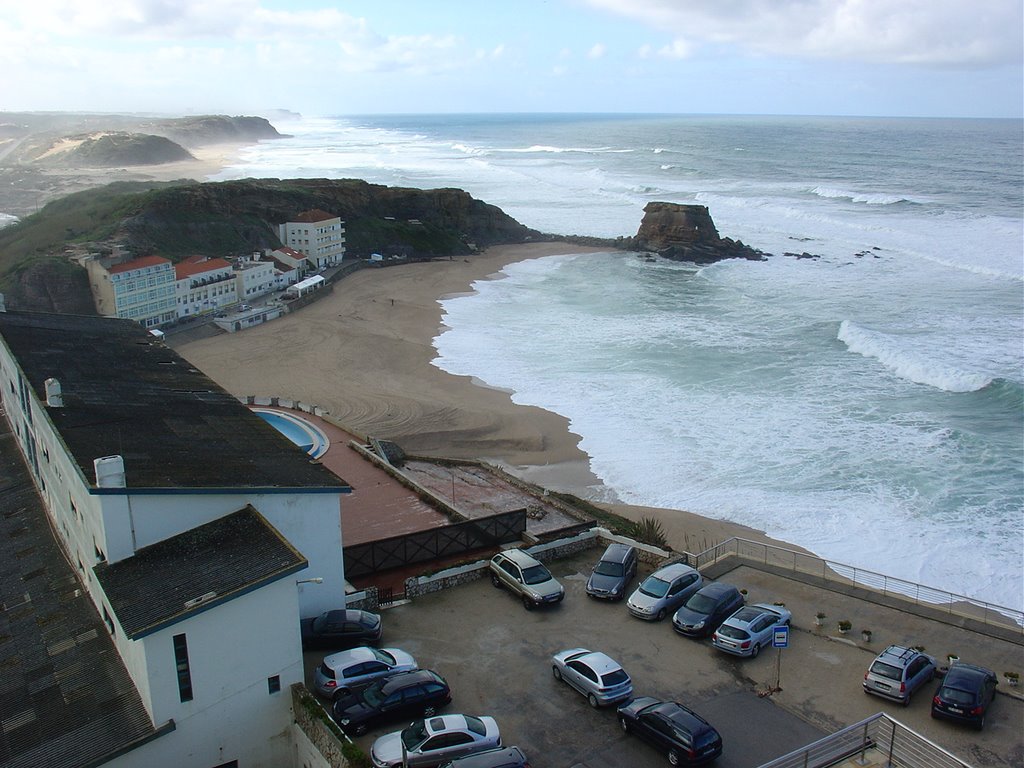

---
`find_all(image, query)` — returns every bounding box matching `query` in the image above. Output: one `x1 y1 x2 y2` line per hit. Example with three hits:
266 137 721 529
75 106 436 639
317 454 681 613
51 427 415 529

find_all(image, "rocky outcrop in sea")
628 202 766 263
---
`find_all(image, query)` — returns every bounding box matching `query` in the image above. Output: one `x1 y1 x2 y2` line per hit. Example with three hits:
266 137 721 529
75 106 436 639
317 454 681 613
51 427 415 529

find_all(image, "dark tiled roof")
0 414 157 768
94 506 307 639
0 311 349 491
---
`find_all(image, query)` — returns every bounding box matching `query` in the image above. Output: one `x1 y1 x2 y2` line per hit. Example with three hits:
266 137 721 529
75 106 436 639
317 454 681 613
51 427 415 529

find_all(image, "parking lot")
305 549 1024 767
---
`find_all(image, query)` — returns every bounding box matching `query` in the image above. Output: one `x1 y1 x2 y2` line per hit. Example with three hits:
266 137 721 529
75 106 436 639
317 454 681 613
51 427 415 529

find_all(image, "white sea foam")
217 114 1024 609
837 321 994 392
0 212 18 228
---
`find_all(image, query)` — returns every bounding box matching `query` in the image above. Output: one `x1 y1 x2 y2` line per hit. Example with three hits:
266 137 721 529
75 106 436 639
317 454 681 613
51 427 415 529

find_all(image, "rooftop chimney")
44 378 63 407
94 455 126 488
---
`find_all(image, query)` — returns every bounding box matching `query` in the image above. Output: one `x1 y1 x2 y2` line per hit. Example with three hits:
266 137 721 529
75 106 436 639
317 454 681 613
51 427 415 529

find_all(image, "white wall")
112 491 345 617
104 577 304 768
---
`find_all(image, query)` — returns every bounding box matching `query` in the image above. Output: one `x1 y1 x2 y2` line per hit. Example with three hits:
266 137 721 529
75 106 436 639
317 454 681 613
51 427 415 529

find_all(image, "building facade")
234 254 278 301
0 310 352 767
277 209 346 270
88 255 178 327
174 255 238 318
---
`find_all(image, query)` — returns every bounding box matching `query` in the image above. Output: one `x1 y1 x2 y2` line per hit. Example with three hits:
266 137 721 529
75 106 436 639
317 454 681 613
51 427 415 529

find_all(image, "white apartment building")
174 255 238 318
277 209 346 270
270 245 312 275
0 310 352 767
87 254 178 328
234 254 277 300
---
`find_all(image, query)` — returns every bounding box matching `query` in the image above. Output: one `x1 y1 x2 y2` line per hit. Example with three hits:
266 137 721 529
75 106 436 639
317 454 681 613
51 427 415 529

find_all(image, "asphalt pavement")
303 548 1024 767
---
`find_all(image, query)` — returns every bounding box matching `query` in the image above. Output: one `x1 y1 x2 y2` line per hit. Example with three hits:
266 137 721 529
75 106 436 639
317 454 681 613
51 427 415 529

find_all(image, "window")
173 633 194 702
268 675 281 695
103 606 115 635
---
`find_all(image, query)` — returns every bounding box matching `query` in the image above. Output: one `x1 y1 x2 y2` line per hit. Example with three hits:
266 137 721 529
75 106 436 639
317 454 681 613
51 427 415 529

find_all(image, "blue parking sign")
773 625 790 648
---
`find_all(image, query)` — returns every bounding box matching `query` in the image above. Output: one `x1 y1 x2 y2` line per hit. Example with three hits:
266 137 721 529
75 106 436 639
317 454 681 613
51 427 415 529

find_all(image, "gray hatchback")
586 542 638 601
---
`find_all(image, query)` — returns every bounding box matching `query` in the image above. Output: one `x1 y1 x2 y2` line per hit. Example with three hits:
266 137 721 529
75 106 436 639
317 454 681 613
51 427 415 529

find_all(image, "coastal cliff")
629 202 765 263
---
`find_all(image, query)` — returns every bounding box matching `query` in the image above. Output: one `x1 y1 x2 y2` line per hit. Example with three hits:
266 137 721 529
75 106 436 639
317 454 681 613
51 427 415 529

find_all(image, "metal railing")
758 712 973 768
692 537 1023 635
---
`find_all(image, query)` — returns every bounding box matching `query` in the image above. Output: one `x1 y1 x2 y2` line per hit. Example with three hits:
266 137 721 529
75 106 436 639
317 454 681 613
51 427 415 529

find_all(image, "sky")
0 0 1021 118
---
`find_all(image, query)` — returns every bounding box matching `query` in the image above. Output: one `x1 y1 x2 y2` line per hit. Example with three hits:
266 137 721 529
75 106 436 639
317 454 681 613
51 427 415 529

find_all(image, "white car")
312 646 417 699
371 714 501 768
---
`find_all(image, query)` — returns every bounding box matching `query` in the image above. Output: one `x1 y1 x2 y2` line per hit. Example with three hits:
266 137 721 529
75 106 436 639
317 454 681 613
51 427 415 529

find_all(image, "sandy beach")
177 244 808 555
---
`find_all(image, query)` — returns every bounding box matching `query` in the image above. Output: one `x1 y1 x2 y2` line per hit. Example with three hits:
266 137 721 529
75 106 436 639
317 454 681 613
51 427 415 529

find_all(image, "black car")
618 696 723 765
331 668 452 735
300 609 382 650
931 663 998 730
672 582 745 638
439 746 531 768
586 542 638 601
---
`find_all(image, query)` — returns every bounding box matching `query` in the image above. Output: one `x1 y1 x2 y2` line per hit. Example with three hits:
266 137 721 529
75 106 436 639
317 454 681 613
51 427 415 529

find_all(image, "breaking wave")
837 321 993 393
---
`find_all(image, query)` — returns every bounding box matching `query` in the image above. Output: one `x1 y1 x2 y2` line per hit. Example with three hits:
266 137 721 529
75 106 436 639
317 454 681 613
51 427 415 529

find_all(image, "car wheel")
552 665 562 681
588 693 600 709
668 748 681 766
332 688 350 701
751 642 760 658
656 608 667 621
974 714 985 731
353 722 368 736
619 716 630 734
423 705 436 717
522 595 534 611
490 573 501 588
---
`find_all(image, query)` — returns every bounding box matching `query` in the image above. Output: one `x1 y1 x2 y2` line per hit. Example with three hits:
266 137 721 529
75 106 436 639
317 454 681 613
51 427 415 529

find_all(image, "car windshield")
869 661 902 681
716 625 748 640
464 715 486 735
375 649 395 664
601 669 629 687
311 613 328 632
594 561 624 577
939 686 975 705
360 680 387 707
401 720 428 750
521 564 552 585
639 576 670 598
684 593 716 614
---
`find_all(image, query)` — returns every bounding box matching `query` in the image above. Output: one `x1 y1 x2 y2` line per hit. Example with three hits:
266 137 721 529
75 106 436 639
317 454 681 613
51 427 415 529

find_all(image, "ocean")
214 114 1023 611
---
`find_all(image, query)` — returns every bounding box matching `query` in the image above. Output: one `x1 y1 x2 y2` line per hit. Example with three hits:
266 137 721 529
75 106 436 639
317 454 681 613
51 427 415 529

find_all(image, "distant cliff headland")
0 112 768 314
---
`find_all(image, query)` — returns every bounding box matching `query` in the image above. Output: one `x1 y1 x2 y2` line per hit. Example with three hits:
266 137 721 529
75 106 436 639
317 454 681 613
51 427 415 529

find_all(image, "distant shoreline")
176 243 807 556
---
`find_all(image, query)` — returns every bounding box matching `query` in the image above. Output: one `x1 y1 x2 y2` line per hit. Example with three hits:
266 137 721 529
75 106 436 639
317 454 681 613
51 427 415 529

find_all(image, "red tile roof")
174 257 232 280
292 209 338 223
275 246 306 259
107 255 171 274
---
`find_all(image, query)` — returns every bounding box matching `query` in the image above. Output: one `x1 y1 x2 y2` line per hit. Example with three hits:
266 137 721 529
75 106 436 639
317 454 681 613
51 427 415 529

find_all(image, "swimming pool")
254 409 330 459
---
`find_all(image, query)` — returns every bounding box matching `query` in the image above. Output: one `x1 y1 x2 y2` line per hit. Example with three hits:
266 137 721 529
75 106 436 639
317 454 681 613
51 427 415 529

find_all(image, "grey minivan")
586 542 638 601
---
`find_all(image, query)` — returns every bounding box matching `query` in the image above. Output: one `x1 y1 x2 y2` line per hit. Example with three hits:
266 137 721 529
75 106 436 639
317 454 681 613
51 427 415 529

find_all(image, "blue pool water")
255 410 328 459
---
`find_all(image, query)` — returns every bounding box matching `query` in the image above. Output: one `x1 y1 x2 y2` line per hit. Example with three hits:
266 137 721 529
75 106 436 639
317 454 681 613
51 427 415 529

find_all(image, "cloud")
587 43 607 59
583 0 1023 67
638 39 692 60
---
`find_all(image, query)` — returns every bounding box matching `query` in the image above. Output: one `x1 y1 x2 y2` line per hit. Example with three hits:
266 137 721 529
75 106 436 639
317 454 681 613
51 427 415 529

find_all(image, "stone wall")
291 684 360 768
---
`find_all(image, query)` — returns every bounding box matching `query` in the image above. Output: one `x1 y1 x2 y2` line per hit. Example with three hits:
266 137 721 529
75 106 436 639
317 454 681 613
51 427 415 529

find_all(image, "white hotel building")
277 210 346 270
0 310 352 768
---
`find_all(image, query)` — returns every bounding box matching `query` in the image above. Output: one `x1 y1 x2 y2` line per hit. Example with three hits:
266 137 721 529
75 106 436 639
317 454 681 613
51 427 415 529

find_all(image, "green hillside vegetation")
0 177 545 312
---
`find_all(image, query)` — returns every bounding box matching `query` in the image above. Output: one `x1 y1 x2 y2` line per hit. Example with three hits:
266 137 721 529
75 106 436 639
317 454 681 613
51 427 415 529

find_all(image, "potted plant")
861 628 872 642
814 611 826 628
1004 671 1019 687
837 619 852 634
